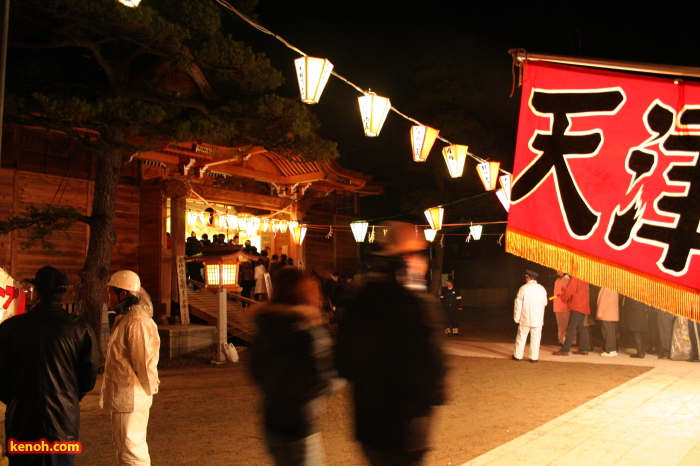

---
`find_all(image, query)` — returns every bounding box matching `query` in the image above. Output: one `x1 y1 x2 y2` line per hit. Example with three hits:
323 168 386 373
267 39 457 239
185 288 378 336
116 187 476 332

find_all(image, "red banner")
507 61 700 318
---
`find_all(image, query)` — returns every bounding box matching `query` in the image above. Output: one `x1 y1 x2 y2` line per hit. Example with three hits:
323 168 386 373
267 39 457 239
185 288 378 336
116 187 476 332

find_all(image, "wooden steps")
186 290 255 343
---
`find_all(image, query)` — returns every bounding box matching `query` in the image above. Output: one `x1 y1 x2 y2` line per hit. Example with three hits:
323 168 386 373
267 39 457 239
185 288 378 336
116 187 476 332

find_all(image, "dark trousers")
444 307 459 329
562 311 590 352
632 332 646 356
241 280 255 307
689 320 700 360
600 320 618 353
655 310 676 357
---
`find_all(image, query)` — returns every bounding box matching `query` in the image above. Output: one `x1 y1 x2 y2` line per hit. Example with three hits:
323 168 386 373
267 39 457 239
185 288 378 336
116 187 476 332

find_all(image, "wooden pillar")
171 195 186 307
163 180 188 323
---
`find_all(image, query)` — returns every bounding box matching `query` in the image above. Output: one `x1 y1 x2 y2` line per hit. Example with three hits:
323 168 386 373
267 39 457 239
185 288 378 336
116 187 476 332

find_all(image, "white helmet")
107 270 141 292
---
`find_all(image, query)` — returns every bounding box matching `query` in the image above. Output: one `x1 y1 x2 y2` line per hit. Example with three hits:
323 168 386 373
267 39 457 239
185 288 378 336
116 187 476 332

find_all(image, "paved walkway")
445 341 700 466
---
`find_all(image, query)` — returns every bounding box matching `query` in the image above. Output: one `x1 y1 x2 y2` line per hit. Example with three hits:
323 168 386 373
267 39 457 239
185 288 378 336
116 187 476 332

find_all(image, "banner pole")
509 49 700 80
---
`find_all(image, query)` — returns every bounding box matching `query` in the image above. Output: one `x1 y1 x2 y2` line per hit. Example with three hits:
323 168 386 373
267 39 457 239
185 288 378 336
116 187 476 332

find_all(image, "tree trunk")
429 239 445 296
75 146 124 354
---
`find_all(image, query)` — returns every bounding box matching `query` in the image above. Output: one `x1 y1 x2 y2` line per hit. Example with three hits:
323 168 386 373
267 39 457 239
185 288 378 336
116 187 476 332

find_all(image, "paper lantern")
424 229 437 242
442 145 468 178
350 221 369 242
410 125 439 162
477 161 501 191
279 220 288 234
499 174 512 199
424 207 444 230
295 57 334 104
358 92 391 137
496 174 512 212
291 224 307 245
244 217 260 238
470 224 483 240
496 190 510 212
117 0 141 6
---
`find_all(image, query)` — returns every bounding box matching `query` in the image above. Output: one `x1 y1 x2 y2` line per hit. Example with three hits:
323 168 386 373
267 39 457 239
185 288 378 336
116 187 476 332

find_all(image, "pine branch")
0 206 83 251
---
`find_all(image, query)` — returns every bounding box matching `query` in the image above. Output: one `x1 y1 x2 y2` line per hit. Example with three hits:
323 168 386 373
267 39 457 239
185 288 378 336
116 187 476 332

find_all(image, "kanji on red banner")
507 61 700 318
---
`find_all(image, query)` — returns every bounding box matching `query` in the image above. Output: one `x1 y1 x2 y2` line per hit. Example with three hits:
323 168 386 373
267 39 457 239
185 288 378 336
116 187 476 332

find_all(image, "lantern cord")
214 0 510 176
213 0 306 57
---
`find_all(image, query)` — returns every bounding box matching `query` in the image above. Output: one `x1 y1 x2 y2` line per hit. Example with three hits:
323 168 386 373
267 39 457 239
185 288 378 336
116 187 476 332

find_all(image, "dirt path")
47 349 647 465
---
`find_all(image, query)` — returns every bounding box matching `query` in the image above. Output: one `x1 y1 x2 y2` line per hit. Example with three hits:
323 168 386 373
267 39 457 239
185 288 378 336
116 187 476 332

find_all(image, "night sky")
228 1 700 281
234 1 700 221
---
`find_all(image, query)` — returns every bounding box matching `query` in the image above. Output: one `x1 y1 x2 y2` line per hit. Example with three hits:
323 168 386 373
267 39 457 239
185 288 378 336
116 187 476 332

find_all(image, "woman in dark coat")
250 267 336 465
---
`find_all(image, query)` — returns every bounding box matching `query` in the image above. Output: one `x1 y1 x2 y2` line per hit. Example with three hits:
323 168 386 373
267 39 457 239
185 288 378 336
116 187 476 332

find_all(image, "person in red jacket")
552 274 591 356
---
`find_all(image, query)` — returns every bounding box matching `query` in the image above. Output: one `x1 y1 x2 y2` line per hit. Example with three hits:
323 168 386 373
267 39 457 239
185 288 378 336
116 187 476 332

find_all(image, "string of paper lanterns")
186 211 307 244
122 1 513 246
213 0 513 211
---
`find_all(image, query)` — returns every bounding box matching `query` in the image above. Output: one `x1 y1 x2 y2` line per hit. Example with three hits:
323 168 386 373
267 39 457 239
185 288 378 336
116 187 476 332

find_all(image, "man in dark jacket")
0 266 100 465
336 221 447 465
440 279 462 335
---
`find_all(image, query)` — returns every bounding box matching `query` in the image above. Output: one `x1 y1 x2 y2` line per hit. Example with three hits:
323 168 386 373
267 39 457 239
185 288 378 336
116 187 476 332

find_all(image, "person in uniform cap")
512 269 548 362
0 266 100 466
336 221 447 465
440 278 462 335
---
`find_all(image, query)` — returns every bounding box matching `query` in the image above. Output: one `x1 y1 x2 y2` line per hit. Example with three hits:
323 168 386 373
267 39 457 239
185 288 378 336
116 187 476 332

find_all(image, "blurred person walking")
250 267 337 465
336 221 447 465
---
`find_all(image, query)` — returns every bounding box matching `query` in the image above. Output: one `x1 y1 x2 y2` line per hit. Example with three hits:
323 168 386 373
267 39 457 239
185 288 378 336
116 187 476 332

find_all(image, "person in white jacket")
101 270 160 465
512 270 549 362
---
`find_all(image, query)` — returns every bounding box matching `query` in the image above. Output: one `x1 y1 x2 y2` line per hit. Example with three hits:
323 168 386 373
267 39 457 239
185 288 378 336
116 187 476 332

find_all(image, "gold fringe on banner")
506 226 700 321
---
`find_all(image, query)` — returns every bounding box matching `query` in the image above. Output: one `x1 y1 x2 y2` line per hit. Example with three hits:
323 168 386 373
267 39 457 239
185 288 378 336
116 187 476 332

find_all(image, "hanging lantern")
477 161 501 191
496 190 510 212
499 174 512 199
245 217 260 238
350 221 369 242
410 126 439 162
279 220 289 234
294 56 334 104
496 174 512 212
358 92 391 137
291 224 307 245
424 207 444 231
187 212 197 228
117 0 141 6
424 229 437 242
271 219 279 233
470 224 483 240
442 145 468 178
261 218 270 233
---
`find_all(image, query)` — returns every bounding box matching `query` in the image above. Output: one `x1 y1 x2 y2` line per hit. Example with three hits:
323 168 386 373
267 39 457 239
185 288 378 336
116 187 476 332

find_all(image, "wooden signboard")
176 256 190 324
264 272 272 299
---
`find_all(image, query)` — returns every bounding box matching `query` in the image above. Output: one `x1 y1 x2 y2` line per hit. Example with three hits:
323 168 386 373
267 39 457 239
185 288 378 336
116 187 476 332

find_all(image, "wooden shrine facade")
0 124 380 320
